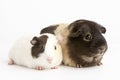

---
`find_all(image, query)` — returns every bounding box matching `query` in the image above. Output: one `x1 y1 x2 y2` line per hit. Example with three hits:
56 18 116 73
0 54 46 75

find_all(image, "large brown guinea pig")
40 19 108 67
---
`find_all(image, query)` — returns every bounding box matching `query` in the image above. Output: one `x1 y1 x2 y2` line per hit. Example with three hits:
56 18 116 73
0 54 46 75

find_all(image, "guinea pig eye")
84 33 92 41
54 46 57 50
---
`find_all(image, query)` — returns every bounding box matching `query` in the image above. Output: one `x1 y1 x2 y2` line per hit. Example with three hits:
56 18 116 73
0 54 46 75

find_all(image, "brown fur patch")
31 35 48 58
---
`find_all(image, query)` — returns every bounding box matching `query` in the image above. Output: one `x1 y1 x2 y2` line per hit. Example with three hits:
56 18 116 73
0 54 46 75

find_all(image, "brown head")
66 19 108 66
30 35 48 58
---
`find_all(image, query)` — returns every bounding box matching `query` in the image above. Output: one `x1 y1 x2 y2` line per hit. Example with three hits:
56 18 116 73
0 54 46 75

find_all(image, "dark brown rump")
40 25 58 34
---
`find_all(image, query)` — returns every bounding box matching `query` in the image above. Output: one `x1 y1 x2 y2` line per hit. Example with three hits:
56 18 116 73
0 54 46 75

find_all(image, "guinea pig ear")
96 24 106 34
69 29 82 37
31 36 39 45
68 23 82 38
100 27 106 34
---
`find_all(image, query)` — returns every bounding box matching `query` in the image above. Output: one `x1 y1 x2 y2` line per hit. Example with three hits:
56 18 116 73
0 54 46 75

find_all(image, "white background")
0 0 120 80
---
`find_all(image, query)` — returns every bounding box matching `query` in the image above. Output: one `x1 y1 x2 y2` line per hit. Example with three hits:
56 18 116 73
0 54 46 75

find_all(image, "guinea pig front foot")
97 62 103 66
63 62 82 68
76 64 82 68
51 66 58 69
8 59 14 65
35 66 45 70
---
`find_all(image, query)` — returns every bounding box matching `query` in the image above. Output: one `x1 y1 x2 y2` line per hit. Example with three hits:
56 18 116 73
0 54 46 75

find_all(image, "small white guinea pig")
8 33 63 70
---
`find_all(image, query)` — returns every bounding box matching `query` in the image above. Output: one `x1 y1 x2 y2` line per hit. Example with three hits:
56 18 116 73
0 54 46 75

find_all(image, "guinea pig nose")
98 47 104 54
47 57 53 64
98 47 104 50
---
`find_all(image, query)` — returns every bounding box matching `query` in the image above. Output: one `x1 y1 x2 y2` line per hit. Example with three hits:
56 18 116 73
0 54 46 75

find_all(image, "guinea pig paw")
8 59 14 65
36 66 45 70
76 64 82 68
51 66 58 69
97 62 103 66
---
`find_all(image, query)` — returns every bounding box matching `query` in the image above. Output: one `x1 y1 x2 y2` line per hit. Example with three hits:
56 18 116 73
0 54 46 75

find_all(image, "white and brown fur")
8 33 63 70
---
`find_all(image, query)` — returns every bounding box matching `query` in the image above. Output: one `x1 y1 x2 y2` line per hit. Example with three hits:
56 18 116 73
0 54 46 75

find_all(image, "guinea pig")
8 33 63 70
40 19 108 67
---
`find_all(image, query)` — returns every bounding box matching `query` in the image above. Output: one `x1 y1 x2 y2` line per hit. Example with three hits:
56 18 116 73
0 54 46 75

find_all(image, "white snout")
46 56 53 64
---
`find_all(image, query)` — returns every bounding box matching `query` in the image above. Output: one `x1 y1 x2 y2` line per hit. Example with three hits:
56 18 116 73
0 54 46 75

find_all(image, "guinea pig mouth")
89 45 106 55
90 50 105 57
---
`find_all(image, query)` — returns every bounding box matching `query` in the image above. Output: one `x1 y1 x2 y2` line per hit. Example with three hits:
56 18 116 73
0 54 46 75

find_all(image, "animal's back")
9 35 35 68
